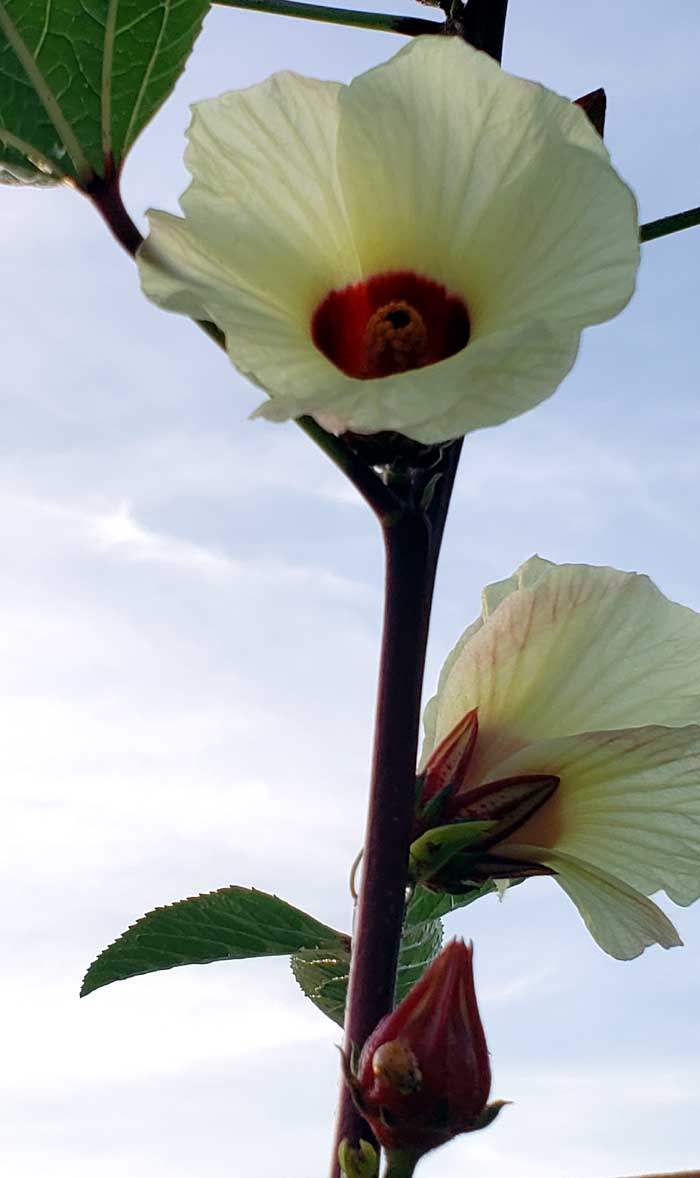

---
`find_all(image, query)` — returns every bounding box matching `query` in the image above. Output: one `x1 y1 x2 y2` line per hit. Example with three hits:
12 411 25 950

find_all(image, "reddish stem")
329 6 508 1173
85 172 144 257
330 506 437 1170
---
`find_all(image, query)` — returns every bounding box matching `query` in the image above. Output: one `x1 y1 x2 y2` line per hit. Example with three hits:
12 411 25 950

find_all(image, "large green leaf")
289 884 493 1028
81 886 349 997
0 0 209 186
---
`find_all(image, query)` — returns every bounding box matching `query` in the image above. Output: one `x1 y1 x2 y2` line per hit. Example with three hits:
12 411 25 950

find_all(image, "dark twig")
213 0 441 36
641 205 700 243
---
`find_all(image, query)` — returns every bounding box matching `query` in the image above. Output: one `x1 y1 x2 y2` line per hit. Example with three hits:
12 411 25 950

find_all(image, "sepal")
338 1138 379 1178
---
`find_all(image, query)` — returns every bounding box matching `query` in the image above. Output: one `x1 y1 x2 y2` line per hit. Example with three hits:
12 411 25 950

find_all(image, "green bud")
338 1138 379 1178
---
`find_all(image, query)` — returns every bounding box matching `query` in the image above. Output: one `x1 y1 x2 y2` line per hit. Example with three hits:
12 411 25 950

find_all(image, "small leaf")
291 947 350 1028
0 0 209 187
404 882 494 925
290 885 492 1027
81 886 349 996
394 907 443 1003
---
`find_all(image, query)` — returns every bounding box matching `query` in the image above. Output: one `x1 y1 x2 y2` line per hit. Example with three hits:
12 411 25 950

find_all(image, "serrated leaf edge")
81 884 348 998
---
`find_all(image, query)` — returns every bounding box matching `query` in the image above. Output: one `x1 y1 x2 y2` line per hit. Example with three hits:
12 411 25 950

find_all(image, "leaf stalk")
213 0 441 36
641 206 700 243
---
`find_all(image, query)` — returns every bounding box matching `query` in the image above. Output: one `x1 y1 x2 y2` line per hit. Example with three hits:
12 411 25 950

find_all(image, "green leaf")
290 946 350 1028
394 902 443 1004
403 881 494 925
81 886 349 997
0 0 209 186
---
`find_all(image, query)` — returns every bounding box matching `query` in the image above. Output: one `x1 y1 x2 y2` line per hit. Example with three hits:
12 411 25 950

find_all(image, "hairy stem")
212 0 441 36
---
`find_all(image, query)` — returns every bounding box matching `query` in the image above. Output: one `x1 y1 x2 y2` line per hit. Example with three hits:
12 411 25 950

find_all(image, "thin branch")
612 1172 700 1178
212 0 442 35
297 417 403 523
641 205 700 243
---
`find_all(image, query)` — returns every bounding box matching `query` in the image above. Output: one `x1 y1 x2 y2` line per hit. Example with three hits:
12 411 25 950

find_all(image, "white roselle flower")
137 38 639 445
420 556 700 959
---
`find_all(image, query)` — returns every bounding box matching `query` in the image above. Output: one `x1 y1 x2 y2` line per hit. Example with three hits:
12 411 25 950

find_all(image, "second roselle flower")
344 940 505 1159
417 556 700 959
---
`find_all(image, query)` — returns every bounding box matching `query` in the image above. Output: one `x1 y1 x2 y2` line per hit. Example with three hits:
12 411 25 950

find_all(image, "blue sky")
3 2 700 1176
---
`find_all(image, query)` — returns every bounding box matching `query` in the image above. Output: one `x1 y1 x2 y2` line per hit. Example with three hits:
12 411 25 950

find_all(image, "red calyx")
348 940 492 1155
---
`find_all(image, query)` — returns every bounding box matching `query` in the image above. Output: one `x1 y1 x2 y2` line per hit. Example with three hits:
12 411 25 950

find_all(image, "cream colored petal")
422 555 555 760
309 315 581 444
504 846 682 960
491 726 700 908
139 43 638 444
138 210 341 418
180 72 359 308
137 72 369 421
329 37 638 440
423 558 700 772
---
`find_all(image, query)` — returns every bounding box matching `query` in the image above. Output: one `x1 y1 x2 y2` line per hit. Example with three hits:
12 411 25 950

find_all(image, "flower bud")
345 940 505 1157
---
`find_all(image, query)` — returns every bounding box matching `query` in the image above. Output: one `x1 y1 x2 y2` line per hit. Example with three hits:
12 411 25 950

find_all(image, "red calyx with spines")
345 940 505 1157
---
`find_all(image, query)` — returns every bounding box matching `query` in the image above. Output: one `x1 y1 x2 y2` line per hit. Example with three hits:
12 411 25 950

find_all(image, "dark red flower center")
312 271 471 380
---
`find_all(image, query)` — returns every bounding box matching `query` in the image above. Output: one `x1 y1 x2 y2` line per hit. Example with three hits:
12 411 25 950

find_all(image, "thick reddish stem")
330 507 436 1169
329 7 508 1174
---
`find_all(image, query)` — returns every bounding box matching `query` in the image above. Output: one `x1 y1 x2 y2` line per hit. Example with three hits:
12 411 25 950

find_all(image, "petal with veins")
422 558 700 776
138 40 638 444
489 725 700 907
503 846 683 960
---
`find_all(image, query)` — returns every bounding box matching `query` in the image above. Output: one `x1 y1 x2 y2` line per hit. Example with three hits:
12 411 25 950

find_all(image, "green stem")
212 0 442 36
297 417 402 523
641 205 700 243
383 1151 419 1178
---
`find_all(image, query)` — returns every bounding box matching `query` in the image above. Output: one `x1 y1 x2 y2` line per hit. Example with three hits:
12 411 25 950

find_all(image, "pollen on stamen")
312 271 471 380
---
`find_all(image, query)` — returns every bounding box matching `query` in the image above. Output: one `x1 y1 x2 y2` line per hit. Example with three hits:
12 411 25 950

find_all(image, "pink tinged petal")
422 557 700 779
502 846 683 960
490 725 700 911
